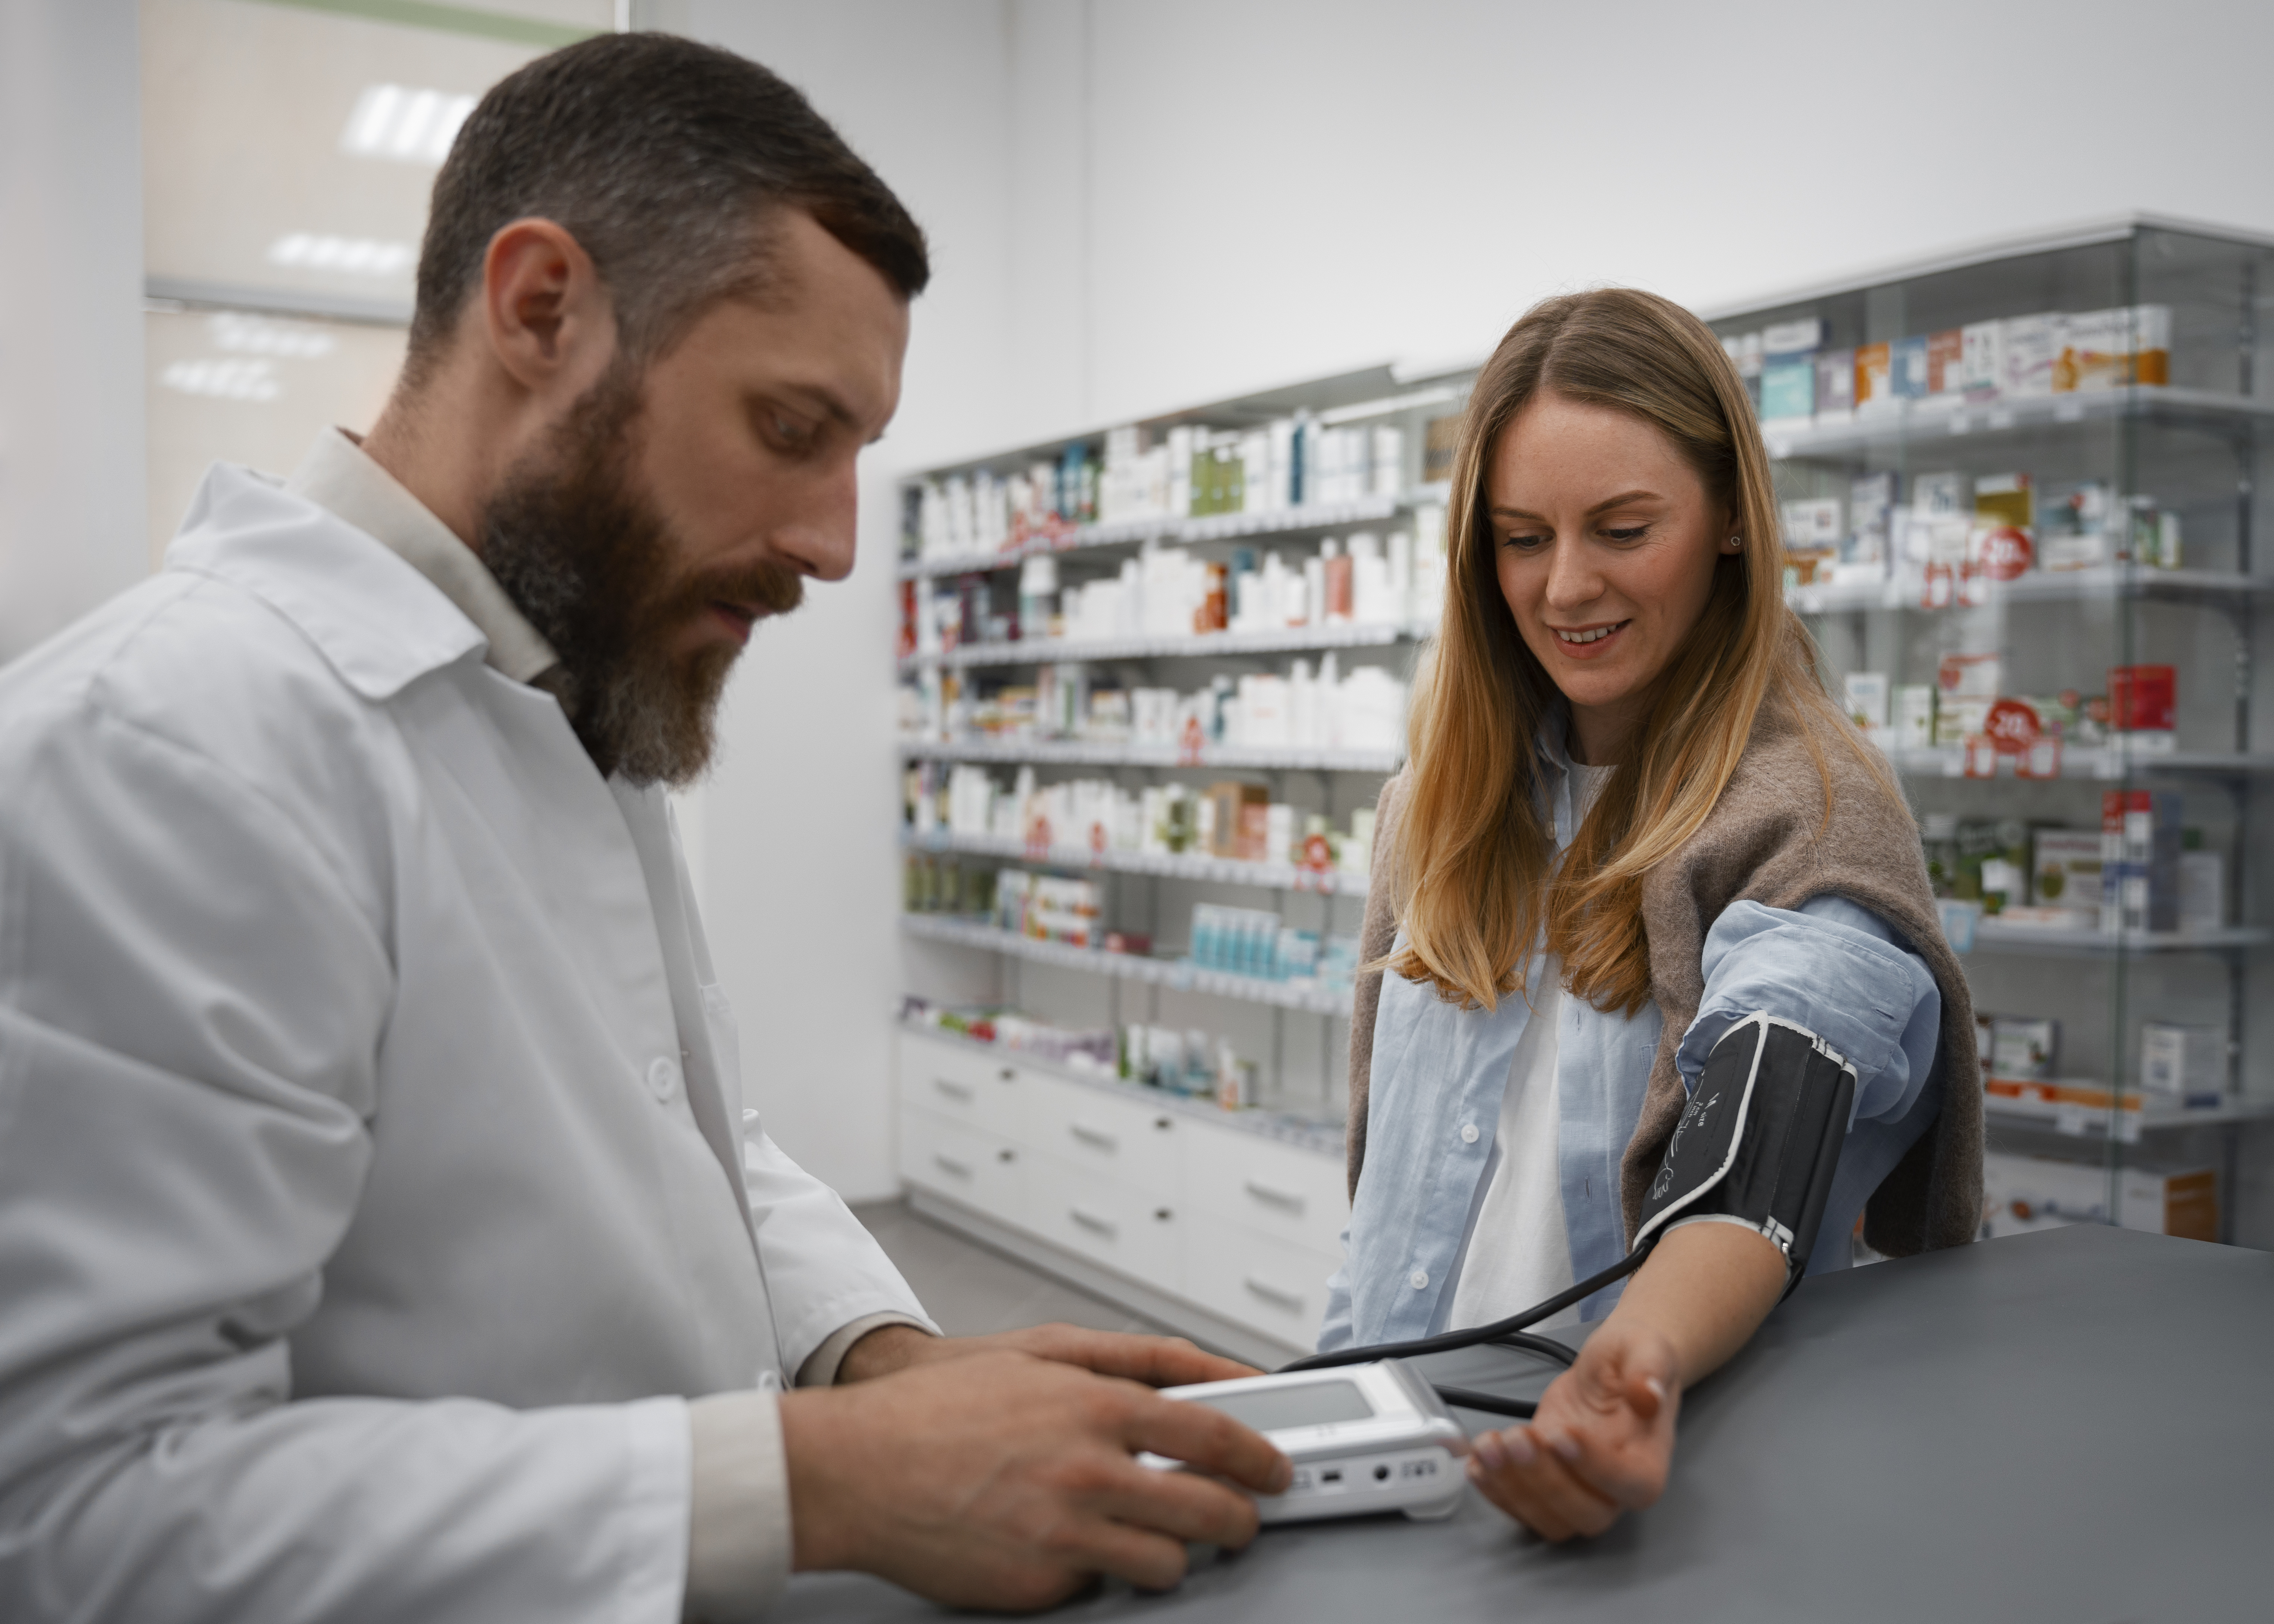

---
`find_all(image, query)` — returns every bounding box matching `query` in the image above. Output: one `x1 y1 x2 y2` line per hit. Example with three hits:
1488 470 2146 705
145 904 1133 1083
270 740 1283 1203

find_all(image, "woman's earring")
1726 535 1743 551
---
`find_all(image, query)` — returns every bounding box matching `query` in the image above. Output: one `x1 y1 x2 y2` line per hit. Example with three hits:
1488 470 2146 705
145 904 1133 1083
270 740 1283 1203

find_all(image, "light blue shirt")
1318 720 1944 1354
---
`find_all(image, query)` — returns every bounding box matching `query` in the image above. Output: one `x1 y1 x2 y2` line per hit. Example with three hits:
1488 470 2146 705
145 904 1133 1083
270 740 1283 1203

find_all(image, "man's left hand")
840 1322 1257 1388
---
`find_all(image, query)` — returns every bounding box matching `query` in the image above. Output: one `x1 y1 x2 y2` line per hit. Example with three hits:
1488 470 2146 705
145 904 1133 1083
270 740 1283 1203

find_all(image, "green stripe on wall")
236 0 602 50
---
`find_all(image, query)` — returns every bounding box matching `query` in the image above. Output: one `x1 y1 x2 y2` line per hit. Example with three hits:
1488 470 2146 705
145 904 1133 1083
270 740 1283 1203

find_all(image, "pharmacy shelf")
898 737 1406 774
896 494 1413 582
1967 920 2271 957
901 620 1412 672
1887 746 2274 780
1760 384 2274 462
903 828 1373 896
900 913 1355 1016
1787 565 2273 618
1982 1087 2274 1144
896 1017 1345 1156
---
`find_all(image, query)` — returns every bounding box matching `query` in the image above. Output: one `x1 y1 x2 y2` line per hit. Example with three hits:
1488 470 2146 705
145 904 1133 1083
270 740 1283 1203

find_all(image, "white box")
1843 671 1890 730
1893 685 1935 750
2000 313 2061 398
2141 1023 2226 1106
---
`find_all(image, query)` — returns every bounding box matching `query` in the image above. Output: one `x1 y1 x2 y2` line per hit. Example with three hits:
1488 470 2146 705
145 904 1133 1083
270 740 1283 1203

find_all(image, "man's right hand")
777 1348 1290 1610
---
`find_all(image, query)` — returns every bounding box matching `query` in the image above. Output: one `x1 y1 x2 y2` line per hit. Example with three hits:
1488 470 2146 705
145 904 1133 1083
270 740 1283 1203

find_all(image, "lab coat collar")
164 460 489 703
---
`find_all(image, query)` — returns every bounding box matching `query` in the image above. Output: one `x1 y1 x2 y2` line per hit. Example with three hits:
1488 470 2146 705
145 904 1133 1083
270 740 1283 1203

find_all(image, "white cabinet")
1178 1221 1343 1351
895 1106 1026 1229
896 1031 1348 1353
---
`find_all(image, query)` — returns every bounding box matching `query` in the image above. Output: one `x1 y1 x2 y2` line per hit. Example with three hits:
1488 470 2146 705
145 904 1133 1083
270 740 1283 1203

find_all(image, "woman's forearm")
1604 1221 1787 1389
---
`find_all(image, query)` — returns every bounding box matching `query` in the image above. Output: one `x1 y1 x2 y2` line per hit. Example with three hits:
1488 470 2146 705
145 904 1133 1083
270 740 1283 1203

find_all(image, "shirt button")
1459 1123 1480 1144
1408 1268 1429 1290
646 1057 681 1102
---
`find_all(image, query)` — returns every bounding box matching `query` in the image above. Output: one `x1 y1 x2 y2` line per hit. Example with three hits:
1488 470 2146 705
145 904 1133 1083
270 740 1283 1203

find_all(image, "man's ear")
479 218 615 393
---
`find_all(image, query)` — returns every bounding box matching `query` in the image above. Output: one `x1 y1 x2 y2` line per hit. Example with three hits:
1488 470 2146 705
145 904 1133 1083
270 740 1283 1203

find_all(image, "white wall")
674 0 2274 1199
676 0 1017 1199
0 0 146 665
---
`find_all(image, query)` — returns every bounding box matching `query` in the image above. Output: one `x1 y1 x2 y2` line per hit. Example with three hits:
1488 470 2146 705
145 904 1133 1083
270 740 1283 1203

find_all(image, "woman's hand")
1464 1319 1681 1540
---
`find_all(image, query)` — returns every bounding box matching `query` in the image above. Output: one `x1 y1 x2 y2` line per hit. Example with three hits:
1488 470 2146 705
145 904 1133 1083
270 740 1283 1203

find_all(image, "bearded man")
0 33 1285 1624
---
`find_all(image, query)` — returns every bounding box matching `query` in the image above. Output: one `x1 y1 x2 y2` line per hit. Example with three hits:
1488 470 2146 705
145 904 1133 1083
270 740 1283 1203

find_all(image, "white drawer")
1028 1075 1182 1192
897 1106 1026 1229
1024 1153 1180 1294
1181 1119 1348 1257
898 1033 1028 1140
1179 1221 1342 1350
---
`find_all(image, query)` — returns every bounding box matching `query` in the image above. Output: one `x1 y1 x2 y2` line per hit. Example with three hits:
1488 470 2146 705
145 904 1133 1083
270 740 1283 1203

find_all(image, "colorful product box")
2101 788 2182 933
1814 348 1857 420
2108 664 2177 735
2029 829 2104 916
1854 342 1894 409
2000 313 2061 398
1926 329 1965 395
1890 335 1930 399
1760 358 1815 421
1960 320 2004 396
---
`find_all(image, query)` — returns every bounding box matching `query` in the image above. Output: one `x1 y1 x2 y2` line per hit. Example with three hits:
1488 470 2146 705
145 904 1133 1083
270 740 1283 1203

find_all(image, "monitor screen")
1189 1379 1376 1433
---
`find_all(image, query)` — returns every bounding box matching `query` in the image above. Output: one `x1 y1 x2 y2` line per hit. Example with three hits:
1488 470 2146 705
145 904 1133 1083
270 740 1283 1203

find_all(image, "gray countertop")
775 1226 2272 1623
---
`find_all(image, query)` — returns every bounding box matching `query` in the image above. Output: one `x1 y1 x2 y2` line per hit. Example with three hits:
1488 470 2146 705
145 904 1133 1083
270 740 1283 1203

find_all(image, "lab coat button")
1459 1123 1480 1144
1408 1268 1429 1290
647 1057 681 1102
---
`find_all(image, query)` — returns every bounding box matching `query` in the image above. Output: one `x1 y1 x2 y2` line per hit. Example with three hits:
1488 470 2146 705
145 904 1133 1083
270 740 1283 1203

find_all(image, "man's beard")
478 366 803 788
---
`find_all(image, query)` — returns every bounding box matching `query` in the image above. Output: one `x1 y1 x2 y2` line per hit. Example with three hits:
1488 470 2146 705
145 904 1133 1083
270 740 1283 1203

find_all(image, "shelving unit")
897 493 1409 581
901 914 1356 1016
901 620 1409 673
899 738 1405 773
903 828 1373 896
1713 215 2274 1247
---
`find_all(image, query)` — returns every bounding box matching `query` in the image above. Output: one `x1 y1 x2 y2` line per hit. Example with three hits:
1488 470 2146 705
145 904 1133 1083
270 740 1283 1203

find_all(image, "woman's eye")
1502 531 1548 551
1603 526 1648 543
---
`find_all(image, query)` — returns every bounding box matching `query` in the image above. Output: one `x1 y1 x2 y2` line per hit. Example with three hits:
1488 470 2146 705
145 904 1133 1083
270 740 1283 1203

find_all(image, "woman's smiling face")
1488 392 1733 765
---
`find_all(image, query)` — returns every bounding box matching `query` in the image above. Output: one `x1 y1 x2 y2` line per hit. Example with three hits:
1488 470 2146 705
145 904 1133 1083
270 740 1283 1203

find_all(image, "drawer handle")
1154 1116 1173 1131
932 1078 975 1102
997 1147 1016 1163
998 1067 1015 1083
931 1153 973 1179
1069 1205 1118 1237
1243 1179 1307 1214
1243 1275 1305 1310
1069 1123 1119 1152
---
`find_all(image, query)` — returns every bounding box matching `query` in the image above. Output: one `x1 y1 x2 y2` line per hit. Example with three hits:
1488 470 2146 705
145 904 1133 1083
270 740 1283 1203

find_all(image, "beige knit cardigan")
1345 704 1983 1259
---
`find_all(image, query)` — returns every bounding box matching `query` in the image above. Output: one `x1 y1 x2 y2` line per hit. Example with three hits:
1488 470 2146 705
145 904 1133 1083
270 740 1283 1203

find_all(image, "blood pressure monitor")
1140 1359 1467 1523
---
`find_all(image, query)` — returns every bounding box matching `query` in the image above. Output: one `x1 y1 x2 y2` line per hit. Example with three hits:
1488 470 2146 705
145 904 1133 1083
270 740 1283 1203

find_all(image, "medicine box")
1814 348 1857 420
2029 829 2102 916
2140 1023 2226 1106
1981 1151 2216 1242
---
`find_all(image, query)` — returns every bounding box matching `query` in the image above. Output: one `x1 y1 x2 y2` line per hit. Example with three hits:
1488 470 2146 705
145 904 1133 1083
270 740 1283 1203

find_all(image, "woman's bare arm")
1464 1221 1785 1540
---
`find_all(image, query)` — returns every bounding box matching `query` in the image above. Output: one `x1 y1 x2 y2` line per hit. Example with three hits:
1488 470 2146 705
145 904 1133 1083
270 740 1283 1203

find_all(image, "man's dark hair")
406 32 928 383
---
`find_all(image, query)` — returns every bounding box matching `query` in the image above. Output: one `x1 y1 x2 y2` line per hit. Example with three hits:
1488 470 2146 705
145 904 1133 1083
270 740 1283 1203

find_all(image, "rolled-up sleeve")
1676 896 1941 1126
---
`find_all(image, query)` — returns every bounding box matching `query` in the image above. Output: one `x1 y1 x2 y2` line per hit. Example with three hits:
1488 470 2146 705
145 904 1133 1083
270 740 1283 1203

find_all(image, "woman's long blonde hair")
1386 288 1891 1015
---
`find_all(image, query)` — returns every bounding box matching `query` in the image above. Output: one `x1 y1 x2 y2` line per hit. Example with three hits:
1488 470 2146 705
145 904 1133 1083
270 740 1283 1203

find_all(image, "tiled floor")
851 1199 1177 1340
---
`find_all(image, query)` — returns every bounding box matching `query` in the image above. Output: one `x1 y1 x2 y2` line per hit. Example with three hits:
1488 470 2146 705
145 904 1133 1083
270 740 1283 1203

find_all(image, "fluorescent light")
267 233 416 277
161 358 281 403
339 83 478 164
208 311 336 359
1315 385 1465 427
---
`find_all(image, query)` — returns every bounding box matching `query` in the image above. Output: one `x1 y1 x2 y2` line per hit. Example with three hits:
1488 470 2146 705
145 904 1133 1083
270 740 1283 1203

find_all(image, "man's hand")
839 1321 1257 1389
779 1349 1292 1610
1464 1320 1680 1541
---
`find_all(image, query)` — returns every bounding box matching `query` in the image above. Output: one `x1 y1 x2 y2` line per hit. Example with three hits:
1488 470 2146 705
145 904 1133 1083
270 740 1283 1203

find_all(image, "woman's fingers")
1466 1435 1623 1541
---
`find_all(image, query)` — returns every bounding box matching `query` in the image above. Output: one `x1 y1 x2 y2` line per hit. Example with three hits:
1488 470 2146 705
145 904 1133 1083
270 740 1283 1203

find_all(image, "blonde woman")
1321 289 1982 1541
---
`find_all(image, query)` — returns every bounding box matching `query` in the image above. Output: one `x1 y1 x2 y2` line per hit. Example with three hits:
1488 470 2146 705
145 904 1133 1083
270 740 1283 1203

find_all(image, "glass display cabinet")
1704 216 2273 1247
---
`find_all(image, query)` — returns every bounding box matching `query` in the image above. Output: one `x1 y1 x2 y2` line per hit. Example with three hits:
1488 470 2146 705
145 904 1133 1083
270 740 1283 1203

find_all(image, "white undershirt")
1445 760 1613 1331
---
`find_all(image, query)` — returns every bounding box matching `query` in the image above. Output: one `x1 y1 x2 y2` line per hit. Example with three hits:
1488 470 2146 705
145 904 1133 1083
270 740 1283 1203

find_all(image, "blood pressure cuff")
1633 1013 1857 1295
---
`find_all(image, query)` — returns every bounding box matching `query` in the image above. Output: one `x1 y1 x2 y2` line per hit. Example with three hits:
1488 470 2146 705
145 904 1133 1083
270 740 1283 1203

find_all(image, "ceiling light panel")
161 358 282 403
267 233 416 277
339 83 479 165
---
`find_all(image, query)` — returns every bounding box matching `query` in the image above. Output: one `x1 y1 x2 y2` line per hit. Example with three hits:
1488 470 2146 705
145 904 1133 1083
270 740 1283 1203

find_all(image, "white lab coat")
0 464 931 1621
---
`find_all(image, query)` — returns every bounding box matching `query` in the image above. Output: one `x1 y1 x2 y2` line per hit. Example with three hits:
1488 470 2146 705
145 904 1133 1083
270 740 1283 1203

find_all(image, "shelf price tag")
1961 733 1999 778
